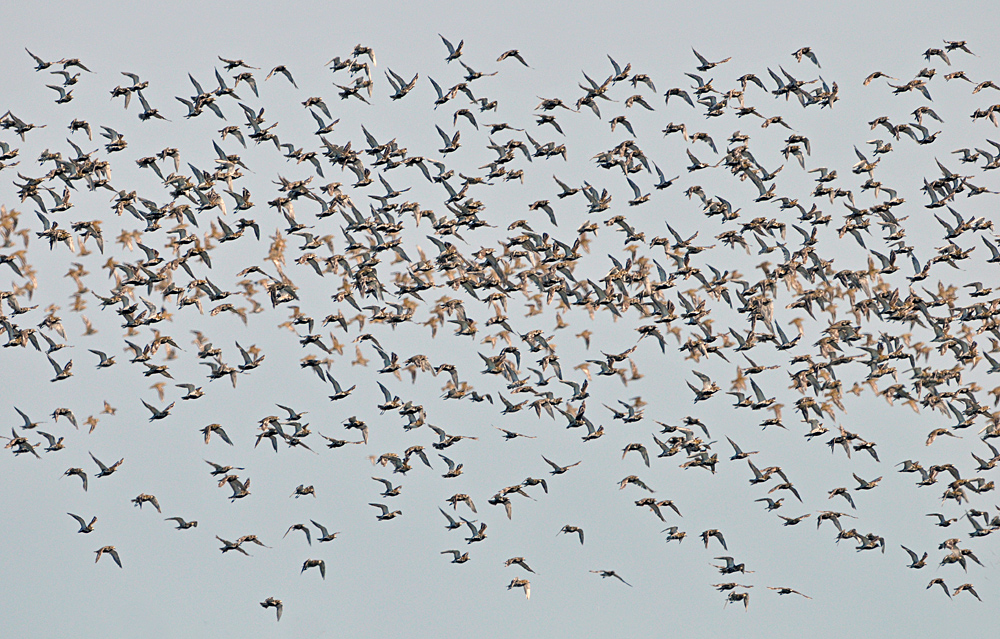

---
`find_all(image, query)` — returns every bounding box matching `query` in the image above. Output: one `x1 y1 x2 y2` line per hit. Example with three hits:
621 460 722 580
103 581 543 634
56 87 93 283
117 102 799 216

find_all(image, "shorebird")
94 546 122 568
260 597 283 621
68 513 96 533
590 570 633 586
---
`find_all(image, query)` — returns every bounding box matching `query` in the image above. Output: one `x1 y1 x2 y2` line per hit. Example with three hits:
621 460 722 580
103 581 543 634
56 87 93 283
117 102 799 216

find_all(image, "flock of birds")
4 36 1000 619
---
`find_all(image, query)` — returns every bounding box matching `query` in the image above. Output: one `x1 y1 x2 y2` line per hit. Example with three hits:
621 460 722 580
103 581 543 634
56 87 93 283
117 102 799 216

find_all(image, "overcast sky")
3 1 1000 636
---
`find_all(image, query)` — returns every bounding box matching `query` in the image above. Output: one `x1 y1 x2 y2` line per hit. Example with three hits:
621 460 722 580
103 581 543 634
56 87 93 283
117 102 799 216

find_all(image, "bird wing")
626 177 642 199
89 452 108 471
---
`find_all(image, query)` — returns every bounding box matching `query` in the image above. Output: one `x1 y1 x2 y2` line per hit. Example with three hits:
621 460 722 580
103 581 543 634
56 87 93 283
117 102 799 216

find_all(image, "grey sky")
2 2 1000 637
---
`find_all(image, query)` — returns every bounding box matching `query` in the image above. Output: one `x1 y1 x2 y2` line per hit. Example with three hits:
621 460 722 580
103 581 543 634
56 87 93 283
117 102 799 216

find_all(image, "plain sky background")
3 1 1000 636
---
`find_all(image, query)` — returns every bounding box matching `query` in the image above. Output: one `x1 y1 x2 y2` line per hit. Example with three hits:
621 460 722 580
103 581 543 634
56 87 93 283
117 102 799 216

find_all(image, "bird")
692 48 732 71
927 513 957 527
714 556 750 574
504 557 536 573
370 503 401 521
216 536 250 556
265 65 298 88
439 35 464 62
260 597 283 621
791 47 821 67
768 586 811 598
927 578 951 598
62 468 88 491
755 497 783 511
953 583 981 601
726 591 750 610
94 546 122 568
90 452 123 478
521 477 548 494
446 493 477 513
39 432 64 452
622 442 651 467
542 455 581 475
496 427 536 440
828 487 856 509
701 529 727 550
89 349 116 368
284 523 312 546
291 484 315 498
205 460 244 476
68 513 97 533
713 582 753 592
132 493 161 513
901 545 927 569
863 71 898 85
47 356 73 381
590 570 633 586
201 423 233 446
141 399 174 421
688 370 720 401
778 514 810 526
507 578 530 600
619 475 655 492
301 559 326 579
438 507 463 530
559 525 585 545
439 454 463 478
25 48 54 71
310 520 340 542
13 407 43 430
165 517 198 530
497 50 529 67
461 517 487 544
852 473 882 490
726 436 757 460
816 511 854 532
226 476 251 501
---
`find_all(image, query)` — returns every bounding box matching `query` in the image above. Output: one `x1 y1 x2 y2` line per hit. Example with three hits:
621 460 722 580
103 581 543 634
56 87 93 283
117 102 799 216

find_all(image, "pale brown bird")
701 529 727 550
504 557 536 573
542 456 581 475
94 545 122 568
301 559 326 579
619 475 655 492
260 597 283 621
265 65 298 88
497 50 529 67
62 467 88 491
507 577 530 599
559 525 584 545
